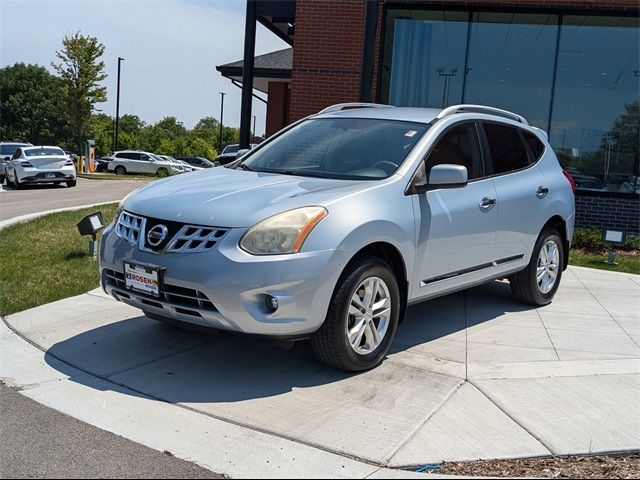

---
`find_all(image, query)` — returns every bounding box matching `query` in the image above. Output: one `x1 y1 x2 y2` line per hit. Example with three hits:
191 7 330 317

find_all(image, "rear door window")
482 123 530 175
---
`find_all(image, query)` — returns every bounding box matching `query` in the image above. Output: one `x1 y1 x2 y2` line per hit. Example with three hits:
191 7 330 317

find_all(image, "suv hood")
123 166 381 227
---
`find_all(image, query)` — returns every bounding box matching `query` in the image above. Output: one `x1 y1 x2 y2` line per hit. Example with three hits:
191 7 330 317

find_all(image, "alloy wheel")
346 276 392 355
537 240 560 294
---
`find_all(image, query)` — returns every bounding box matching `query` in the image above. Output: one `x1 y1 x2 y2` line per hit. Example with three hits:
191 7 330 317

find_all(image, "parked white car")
0 142 32 183
5 145 76 189
159 155 195 173
107 151 181 176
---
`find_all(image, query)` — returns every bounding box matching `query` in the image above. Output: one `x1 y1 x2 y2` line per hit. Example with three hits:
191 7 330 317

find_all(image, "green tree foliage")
52 32 107 154
88 113 113 156
0 63 69 145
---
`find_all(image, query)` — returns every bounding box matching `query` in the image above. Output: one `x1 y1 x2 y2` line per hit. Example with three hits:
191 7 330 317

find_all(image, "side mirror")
236 149 250 159
429 164 468 188
409 163 468 194
2 156 10 162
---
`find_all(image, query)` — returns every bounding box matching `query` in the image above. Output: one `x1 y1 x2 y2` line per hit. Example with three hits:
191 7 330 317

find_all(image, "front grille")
103 268 217 312
115 211 144 245
166 226 228 253
115 210 229 254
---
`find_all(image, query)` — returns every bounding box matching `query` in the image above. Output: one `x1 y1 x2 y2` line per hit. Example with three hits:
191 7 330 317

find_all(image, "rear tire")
510 229 564 306
14 171 24 190
156 168 169 177
0 174 5 184
66 180 77 188
114 166 126 175
312 256 400 372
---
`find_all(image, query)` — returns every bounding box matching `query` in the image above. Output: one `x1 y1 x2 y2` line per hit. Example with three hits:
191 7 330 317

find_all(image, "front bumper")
99 222 352 337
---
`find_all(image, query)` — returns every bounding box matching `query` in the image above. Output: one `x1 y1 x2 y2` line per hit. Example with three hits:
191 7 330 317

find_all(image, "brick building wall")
289 0 638 120
575 194 640 236
265 82 290 137
289 0 366 121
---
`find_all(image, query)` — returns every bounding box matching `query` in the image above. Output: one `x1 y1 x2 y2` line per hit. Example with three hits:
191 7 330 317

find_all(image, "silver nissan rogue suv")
100 103 575 372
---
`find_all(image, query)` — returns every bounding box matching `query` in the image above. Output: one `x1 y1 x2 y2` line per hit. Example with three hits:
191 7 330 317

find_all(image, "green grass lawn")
569 250 640 275
0 204 118 317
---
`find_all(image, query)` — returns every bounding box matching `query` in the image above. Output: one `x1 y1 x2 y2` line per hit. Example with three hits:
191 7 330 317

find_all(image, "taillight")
563 170 576 194
20 161 33 167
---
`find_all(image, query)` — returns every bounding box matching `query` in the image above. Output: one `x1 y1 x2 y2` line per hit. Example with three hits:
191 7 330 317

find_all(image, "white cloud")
0 0 289 133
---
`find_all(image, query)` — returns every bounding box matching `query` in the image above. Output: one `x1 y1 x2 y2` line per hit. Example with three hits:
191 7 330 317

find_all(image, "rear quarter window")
522 131 545 161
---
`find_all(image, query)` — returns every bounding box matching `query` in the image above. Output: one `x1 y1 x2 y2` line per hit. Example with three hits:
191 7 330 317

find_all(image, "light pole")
436 68 458 108
219 92 226 152
113 57 124 152
252 115 256 140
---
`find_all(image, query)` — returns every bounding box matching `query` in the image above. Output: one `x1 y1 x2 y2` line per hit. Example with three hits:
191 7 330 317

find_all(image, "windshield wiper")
236 163 253 171
266 169 331 179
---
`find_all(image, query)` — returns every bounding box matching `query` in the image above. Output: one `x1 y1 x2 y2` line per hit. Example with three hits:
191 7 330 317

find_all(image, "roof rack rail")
436 104 528 125
318 103 393 114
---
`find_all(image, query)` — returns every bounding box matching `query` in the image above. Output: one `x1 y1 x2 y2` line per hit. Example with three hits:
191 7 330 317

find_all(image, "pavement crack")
383 379 465 466
469 379 556 456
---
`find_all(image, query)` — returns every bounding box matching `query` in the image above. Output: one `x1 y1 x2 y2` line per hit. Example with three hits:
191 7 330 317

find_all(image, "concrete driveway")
2 265 638 477
0 177 149 221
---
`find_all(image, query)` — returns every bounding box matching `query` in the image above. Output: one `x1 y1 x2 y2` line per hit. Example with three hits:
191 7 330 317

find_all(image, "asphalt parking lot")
0 177 149 222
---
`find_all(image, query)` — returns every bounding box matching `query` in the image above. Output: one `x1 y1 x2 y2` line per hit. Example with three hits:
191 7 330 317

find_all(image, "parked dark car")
215 143 257 166
95 157 111 172
174 156 215 168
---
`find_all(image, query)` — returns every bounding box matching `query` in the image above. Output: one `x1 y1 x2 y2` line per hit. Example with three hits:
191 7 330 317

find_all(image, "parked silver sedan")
100 104 575 371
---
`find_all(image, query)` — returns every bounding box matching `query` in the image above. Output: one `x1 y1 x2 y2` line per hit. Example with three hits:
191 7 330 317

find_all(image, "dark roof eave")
215 66 292 80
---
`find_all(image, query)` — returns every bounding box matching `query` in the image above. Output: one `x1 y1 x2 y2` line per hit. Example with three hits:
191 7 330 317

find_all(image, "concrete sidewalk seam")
382 380 465 465
570 269 640 350
469 379 556 456
535 309 561 361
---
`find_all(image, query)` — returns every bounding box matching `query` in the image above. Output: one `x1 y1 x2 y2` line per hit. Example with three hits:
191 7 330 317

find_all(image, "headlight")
240 206 328 255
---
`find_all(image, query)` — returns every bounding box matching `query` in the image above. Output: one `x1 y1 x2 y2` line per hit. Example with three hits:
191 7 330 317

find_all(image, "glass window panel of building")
380 10 469 108
550 16 640 194
464 13 559 129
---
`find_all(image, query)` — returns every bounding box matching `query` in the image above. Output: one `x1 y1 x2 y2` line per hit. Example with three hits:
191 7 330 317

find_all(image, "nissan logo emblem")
147 224 168 247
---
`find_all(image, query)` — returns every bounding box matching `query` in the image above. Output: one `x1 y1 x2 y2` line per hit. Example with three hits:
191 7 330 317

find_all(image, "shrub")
572 227 640 252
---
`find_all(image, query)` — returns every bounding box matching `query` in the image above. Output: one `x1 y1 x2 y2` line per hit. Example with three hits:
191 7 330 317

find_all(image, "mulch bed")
416 453 639 478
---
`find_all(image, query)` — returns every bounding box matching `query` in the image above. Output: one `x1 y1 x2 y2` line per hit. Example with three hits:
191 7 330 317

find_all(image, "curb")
0 201 118 231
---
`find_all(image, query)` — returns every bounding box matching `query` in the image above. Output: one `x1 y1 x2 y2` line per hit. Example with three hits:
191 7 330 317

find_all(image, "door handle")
479 197 497 209
536 186 550 198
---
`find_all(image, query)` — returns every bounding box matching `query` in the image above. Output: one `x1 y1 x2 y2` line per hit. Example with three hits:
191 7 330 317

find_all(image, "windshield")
24 147 65 157
223 144 239 154
1 144 27 156
240 118 428 180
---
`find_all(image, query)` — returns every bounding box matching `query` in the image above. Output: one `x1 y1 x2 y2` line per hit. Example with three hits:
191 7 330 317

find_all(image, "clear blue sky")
0 0 289 134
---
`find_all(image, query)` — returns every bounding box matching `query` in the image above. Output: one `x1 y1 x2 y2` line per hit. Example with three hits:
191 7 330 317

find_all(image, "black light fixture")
603 229 626 265
77 212 106 256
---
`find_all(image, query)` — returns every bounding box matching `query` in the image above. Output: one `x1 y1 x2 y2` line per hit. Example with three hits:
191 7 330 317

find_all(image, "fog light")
265 295 279 312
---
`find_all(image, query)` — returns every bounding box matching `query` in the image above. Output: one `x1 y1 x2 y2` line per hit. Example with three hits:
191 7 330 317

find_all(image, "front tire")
312 256 400 372
0 174 5 184
114 166 126 175
510 229 564 306
66 180 77 188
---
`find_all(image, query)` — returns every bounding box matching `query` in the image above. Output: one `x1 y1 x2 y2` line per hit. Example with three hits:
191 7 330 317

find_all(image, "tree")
52 32 107 154
88 113 114 156
0 63 69 145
